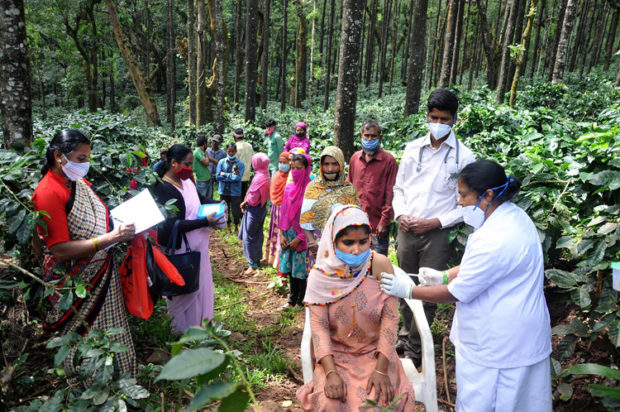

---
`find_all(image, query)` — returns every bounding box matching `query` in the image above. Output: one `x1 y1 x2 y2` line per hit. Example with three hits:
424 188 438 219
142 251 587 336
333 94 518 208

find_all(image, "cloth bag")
163 220 200 296
119 234 154 319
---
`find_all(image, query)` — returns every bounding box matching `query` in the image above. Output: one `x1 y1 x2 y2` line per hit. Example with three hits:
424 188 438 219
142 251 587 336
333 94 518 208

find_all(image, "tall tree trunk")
546 0 568 81
0 0 32 148
528 0 545 77
568 0 589 72
109 55 117 112
616 58 620 86
358 0 366 82
388 0 400 94
167 0 176 130
234 1 244 110
404 0 429 115
552 0 577 82
323 0 336 110
429 0 444 88
364 0 378 86
309 0 317 97
105 0 161 126
245 0 259 121
377 0 392 97
495 0 517 103
578 0 596 78
319 0 328 70
509 0 536 106
292 1 308 107
196 0 209 125
281 0 288 112
208 0 228 134
588 2 609 73
261 0 271 110
459 0 472 84
439 0 457 87
603 8 618 71
334 0 364 161
187 0 197 124
450 0 465 85
402 0 416 83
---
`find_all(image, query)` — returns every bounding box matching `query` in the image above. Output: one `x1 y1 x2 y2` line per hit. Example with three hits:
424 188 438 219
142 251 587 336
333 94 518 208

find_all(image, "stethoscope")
416 133 460 173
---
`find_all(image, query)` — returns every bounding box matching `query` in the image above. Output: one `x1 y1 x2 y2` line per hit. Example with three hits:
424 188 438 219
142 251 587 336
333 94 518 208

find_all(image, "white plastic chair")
300 266 438 412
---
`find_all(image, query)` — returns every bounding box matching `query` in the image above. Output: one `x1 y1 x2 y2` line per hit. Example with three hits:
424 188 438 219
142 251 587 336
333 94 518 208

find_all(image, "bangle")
325 369 338 378
374 369 388 376
408 283 414 299
442 271 449 285
92 237 100 251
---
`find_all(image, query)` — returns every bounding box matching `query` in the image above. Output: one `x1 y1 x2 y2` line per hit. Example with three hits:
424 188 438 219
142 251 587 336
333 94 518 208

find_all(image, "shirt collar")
358 148 385 163
420 131 457 149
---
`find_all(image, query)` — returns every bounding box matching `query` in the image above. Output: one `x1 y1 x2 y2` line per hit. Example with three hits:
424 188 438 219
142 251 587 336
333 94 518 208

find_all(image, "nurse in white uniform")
380 159 552 412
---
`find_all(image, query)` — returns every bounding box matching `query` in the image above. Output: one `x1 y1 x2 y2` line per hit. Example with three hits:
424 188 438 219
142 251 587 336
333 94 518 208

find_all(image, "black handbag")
162 220 201 296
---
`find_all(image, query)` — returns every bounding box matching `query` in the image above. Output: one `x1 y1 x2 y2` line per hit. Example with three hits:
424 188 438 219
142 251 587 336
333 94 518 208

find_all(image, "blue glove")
380 269 415 299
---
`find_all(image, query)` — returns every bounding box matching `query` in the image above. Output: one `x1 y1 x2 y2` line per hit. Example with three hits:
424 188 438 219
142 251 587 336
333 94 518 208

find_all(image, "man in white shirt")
233 128 255 199
392 88 475 364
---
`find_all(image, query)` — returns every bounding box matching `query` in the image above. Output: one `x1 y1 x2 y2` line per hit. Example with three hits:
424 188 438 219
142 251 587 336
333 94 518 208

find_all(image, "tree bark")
364 0 378 86
167 0 176 130
291 0 308 107
334 0 364 161
207 0 228 134
245 0 259 121
234 0 244 110
187 0 197 124
104 0 161 126
546 0 568 81
459 0 472 84
196 0 209 125
603 8 618 71
495 0 517 104
429 0 444 88
449 0 465 85
281 0 288 112
260 0 271 111
552 0 577 83
310 0 318 96
439 0 458 87
528 0 545 77
323 0 336 110
0 0 32 148
377 0 392 97
402 0 416 83
63 0 99 112
404 0 429 115
509 0 537 107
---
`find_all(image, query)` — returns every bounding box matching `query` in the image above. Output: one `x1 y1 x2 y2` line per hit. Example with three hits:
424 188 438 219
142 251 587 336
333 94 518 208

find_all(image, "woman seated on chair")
297 205 415 411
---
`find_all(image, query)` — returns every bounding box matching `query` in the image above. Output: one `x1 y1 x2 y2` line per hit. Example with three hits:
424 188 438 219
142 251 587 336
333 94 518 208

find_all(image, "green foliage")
17 328 149 411
156 320 255 411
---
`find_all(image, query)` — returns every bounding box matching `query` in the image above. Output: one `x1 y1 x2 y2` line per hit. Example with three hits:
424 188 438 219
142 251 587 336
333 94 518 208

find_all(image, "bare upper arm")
371 253 394 280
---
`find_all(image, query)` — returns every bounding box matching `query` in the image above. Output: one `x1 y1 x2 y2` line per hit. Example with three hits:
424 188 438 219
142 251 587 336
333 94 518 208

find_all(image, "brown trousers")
396 227 452 361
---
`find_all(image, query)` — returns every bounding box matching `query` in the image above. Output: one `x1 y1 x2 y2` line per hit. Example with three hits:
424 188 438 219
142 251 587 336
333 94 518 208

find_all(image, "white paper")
110 189 165 234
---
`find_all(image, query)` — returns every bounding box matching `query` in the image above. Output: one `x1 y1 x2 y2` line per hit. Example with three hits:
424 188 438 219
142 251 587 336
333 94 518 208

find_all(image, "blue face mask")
361 138 380 151
335 248 371 268
227 154 236 161
279 163 291 173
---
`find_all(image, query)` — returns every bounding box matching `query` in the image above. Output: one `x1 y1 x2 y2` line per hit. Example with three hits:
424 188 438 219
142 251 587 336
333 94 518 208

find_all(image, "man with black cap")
233 128 255 199
207 134 226 201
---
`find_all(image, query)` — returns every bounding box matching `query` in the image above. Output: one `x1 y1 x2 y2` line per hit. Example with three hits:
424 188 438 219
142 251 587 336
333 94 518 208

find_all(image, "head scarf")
279 153 312 231
300 146 359 231
270 152 291 206
304 205 373 305
246 153 270 206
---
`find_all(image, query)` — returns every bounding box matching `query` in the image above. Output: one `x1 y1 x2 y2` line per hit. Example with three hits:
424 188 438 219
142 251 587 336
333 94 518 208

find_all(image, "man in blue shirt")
207 134 226 201
216 142 245 233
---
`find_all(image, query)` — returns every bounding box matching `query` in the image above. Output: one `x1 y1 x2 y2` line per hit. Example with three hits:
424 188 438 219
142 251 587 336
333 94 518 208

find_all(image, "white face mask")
428 122 452 140
462 205 485 230
62 154 90 181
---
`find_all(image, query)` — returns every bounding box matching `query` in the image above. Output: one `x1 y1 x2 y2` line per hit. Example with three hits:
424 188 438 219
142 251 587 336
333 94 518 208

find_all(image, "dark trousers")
241 181 249 200
220 194 242 225
287 276 307 306
396 227 451 361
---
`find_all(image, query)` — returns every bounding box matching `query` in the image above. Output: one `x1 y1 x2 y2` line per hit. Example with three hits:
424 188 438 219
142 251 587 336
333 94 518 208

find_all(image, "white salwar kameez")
447 202 552 412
